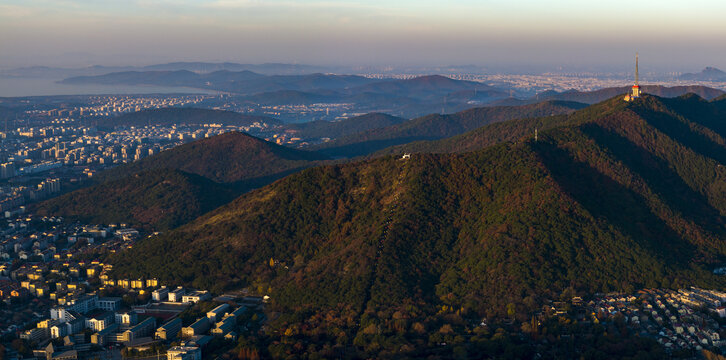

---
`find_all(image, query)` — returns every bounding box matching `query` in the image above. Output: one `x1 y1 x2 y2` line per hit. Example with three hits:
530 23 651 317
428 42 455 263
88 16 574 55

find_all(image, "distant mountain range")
680 67 726 81
108 93 726 358
59 71 510 118
60 70 375 94
0 62 331 78
310 100 587 157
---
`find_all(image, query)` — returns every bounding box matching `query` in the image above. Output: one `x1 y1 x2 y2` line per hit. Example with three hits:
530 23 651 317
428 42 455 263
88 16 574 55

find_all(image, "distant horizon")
3 1 726 73
0 59 723 76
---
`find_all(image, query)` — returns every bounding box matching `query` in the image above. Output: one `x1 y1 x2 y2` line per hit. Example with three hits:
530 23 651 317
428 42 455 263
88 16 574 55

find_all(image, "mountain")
279 113 407 140
681 67 726 81
0 63 337 79
311 100 587 157
61 71 375 95
97 131 330 184
242 90 341 105
59 72 512 119
34 132 331 231
349 75 506 100
375 114 572 155
501 85 726 105
140 62 327 75
99 108 279 128
108 93 726 357
384 91 726 157
32 169 235 231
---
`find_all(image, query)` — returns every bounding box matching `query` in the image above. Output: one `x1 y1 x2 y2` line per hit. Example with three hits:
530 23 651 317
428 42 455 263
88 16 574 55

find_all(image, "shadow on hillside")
665 97 726 138
581 123 725 234
536 140 694 266
317 137 441 158
634 107 726 165
230 165 322 193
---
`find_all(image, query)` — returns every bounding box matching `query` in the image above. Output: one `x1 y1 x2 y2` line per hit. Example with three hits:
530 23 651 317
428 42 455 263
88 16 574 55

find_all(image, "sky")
1 0 725 72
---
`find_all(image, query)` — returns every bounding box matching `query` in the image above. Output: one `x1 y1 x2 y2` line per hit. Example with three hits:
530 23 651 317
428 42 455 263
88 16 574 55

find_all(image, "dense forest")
311 100 586 157
31 169 236 231
96 131 330 184
281 113 406 140
110 94 726 357
33 131 331 230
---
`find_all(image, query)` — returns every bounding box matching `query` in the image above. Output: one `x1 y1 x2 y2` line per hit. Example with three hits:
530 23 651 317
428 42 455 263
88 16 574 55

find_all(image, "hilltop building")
624 53 642 101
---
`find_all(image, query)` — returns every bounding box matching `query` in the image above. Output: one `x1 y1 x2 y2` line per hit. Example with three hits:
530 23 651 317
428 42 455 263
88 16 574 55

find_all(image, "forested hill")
280 112 407 140
488 85 726 107
110 94 726 357
310 100 586 157
33 132 331 230
97 131 330 184
99 107 279 128
381 92 726 156
32 169 235 231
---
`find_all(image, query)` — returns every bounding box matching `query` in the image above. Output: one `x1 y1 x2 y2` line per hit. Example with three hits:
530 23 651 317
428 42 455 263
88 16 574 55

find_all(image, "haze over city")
2 0 726 72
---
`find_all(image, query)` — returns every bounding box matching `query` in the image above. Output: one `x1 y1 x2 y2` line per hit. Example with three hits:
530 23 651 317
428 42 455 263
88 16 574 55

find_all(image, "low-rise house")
168 287 185 302
90 323 118 347
206 303 229 322
210 317 235 336
152 286 168 301
115 310 138 327
182 317 209 338
156 318 182 340
167 345 201 360
21 327 49 343
182 291 210 304
98 297 121 311
118 317 156 343
86 311 114 332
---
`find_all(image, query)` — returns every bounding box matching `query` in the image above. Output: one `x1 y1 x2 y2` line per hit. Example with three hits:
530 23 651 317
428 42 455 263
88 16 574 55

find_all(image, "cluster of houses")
0 219 139 277
569 287 726 352
17 285 258 360
0 219 140 307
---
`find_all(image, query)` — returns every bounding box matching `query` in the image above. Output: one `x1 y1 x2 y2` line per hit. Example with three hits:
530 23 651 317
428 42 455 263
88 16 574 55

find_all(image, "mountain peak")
681 67 726 81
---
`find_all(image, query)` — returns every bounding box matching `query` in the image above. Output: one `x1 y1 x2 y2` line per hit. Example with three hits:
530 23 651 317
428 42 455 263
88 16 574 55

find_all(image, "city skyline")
2 0 726 72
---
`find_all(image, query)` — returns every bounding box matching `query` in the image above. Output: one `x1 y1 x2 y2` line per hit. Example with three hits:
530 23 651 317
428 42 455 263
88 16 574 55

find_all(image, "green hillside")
32 169 235 231
109 94 726 357
98 131 330 184
281 112 407 140
311 100 586 157
34 132 330 231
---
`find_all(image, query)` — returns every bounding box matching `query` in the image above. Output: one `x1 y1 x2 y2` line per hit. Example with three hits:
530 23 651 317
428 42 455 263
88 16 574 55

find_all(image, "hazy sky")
1 0 725 72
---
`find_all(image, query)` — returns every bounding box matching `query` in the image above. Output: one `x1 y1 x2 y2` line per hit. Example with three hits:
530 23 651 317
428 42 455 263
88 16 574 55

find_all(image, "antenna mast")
635 53 639 86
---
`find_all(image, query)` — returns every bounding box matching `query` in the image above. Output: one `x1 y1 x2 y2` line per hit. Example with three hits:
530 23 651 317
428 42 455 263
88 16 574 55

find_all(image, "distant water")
0 76 217 97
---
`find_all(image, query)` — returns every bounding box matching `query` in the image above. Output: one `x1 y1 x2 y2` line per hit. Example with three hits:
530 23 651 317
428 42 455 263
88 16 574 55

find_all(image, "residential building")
182 291 210 304
152 286 168 301
182 317 210 338
206 303 229 322
167 345 201 360
97 297 121 311
155 318 182 340
168 287 185 302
